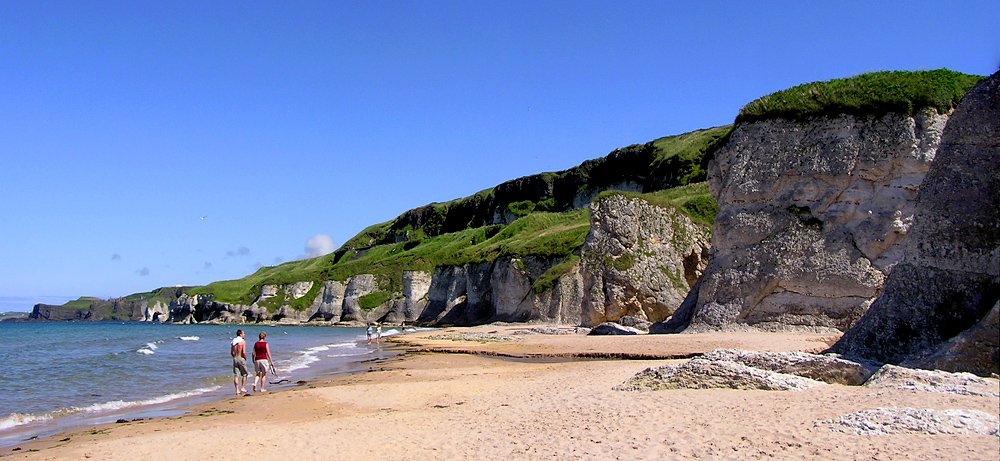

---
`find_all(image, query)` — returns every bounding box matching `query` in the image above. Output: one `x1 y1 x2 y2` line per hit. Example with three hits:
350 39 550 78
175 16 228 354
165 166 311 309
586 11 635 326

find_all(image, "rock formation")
699 349 876 385
831 72 1000 375
670 109 950 332
580 193 711 326
615 355 826 392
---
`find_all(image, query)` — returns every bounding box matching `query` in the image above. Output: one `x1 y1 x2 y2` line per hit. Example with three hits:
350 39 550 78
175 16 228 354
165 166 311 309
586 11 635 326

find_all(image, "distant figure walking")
400 321 406 334
252 332 275 393
231 329 248 396
366 324 374 345
376 323 383 345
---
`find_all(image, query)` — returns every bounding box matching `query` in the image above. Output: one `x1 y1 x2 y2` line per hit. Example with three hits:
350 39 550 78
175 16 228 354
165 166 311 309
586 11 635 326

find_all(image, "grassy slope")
737 69 983 123
189 182 716 307
342 125 732 250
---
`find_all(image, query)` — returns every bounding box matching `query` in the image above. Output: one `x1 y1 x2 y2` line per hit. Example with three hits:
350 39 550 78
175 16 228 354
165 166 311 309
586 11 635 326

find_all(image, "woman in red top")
252 331 274 393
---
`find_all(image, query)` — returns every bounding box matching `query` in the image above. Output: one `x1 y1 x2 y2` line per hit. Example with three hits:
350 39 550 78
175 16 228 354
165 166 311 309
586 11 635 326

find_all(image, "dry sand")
5 325 998 460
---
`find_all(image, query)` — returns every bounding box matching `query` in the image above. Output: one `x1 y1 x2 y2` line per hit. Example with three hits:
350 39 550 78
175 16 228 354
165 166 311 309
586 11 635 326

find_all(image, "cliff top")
736 69 983 123
340 125 732 250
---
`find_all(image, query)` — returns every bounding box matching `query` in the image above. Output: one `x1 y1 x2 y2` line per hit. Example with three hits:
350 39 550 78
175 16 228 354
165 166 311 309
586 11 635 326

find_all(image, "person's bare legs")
258 370 268 393
253 373 259 392
234 375 241 396
239 375 247 394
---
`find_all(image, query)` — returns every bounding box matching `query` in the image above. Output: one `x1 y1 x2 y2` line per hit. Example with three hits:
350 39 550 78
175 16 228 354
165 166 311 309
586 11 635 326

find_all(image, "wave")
0 413 52 431
71 386 221 414
0 386 221 432
178 336 199 341
136 348 154 355
282 341 366 373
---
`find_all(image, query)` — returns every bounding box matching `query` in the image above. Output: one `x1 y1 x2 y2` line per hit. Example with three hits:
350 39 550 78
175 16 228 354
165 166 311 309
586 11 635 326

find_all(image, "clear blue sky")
1 1 997 311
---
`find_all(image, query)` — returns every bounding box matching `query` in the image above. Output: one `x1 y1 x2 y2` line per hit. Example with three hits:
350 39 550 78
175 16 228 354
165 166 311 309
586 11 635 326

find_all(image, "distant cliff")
29 288 180 322
160 185 713 326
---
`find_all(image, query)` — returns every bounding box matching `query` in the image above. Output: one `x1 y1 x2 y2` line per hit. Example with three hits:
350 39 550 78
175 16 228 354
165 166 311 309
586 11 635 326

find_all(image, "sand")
5 325 998 460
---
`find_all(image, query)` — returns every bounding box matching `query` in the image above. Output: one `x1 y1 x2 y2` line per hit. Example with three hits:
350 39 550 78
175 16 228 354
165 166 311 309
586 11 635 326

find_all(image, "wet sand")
5 325 998 460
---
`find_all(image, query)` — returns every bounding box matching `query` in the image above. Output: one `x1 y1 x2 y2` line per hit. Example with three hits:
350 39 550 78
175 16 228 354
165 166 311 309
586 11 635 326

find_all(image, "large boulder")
831 71 1000 375
580 193 710 326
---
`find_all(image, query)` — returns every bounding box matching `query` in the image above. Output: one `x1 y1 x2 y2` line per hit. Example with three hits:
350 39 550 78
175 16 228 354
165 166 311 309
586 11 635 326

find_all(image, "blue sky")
1 1 997 311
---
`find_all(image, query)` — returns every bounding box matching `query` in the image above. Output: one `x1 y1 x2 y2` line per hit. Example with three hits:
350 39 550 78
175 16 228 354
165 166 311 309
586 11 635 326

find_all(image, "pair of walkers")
366 323 382 345
231 329 275 397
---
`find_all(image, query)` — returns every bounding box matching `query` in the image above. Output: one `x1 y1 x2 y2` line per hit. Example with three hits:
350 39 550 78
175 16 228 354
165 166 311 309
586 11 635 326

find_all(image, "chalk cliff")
831 71 1000 376
669 109 950 332
157 191 709 327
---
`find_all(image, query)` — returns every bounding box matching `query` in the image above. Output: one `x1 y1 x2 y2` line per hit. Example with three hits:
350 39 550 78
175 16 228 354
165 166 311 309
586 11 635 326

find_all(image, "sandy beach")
5 326 998 460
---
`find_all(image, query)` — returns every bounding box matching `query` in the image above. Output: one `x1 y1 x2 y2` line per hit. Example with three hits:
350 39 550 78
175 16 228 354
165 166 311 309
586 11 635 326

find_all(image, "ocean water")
0 322 401 447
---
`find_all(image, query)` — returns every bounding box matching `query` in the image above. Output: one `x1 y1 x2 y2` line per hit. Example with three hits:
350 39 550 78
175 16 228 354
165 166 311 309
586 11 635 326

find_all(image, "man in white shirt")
231 329 248 396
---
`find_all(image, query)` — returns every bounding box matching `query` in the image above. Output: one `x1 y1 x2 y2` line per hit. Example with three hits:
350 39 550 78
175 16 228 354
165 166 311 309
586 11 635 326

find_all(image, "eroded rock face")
581 194 711 326
142 300 169 322
680 110 949 331
832 72 1000 374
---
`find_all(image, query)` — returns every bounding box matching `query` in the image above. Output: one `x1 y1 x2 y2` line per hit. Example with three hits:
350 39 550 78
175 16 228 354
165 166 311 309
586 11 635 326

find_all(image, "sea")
0 321 403 448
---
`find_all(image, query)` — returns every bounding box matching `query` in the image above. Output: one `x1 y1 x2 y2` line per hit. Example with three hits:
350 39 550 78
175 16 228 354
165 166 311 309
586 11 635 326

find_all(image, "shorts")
233 357 248 377
254 359 271 374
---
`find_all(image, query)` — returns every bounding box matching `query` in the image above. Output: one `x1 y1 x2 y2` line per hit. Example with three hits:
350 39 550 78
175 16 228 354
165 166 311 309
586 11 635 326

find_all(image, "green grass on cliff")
736 69 983 123
647 125 732 187
190 181 720 306
340 126 731 251
189 207 592 306
596 182 717 228
62 297 102 310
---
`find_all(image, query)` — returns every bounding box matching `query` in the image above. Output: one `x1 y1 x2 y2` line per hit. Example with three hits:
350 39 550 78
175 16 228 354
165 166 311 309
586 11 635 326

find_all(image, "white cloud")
303 234 335 259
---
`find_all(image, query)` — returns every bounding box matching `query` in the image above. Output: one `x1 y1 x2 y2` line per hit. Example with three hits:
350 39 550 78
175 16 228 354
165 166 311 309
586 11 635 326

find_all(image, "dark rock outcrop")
902 302 1000 377
831 71 1000 375
588 322 643 335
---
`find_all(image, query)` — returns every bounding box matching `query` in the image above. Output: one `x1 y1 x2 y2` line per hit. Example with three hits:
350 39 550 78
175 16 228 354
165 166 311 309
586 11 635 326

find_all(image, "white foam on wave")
0 386 221 432
283 341 365 373
146 342 158 350
0 413 52 431
72 386 223 414
178 336 199 341
136 348 154 355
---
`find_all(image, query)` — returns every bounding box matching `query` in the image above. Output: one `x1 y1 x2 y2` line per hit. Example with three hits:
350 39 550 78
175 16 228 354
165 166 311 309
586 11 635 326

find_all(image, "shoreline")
0 330 403 451
4 325 998 460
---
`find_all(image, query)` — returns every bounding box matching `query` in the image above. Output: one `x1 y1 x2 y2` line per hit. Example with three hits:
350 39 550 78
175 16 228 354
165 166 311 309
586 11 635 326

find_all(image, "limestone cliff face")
677 109 949 331
163 256 584 326
580 194 710 326
832 72 1000 375
158 193 714 327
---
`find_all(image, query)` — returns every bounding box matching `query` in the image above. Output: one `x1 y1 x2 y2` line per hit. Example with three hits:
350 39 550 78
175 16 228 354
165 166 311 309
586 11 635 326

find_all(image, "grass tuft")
737 69 983 123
